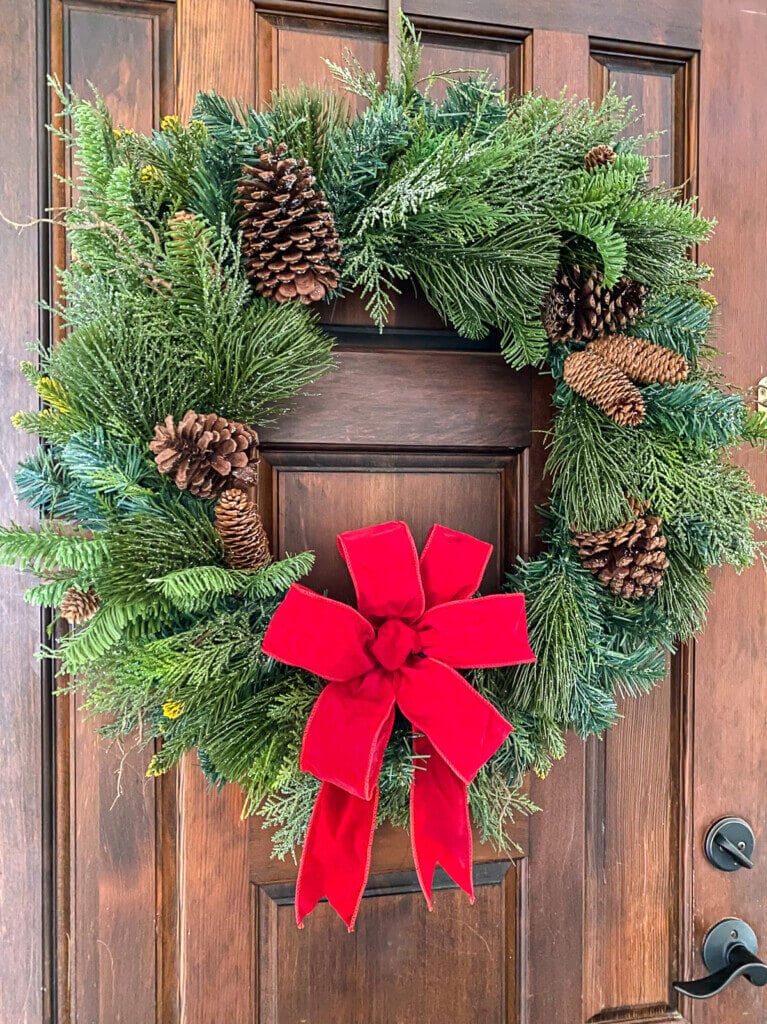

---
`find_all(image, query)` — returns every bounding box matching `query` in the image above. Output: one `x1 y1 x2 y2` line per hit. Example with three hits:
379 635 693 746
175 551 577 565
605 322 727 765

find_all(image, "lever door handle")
674 919 767 1000
715 833 754 870
705 818 756 872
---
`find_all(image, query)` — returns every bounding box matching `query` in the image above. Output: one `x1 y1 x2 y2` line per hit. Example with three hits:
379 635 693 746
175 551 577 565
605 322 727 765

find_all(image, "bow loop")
337 521 425 622
419 524 493 607
261 584 375 681
418 593 536 669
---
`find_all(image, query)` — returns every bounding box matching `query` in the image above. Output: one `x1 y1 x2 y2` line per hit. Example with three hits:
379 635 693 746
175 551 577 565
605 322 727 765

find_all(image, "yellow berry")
162 699 185 719
140 164 160 185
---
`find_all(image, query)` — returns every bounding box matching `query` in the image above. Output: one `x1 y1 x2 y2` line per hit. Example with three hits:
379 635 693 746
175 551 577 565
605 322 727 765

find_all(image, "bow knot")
370 618 422 671
262 521 536 930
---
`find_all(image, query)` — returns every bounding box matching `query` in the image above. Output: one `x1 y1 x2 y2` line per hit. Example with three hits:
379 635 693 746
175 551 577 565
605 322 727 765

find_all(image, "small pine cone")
563 350 646 426
584 144 617 172
572 503 670 600
588 334 689 385
60 586 100 624
167 210 198 227
236 139 342 305
542 265 649 344
214 490 271 571
150 411 259 499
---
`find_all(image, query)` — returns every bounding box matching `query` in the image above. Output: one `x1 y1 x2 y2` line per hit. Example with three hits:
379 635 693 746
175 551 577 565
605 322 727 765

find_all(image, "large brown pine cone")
236 140 342 304
572 500 669 600
587 334 689 385
543 265 649 344
563 349 646 426
150 411 259 499
60 586 100 624
214 490 271 571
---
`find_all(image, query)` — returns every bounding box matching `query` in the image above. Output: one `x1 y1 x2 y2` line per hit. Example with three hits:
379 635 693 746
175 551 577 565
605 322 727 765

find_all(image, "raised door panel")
585 42 697 1024
50 3 175 1021
590 42 697 192
255 6 523 103
524 29 700 1024
257 861 521 1024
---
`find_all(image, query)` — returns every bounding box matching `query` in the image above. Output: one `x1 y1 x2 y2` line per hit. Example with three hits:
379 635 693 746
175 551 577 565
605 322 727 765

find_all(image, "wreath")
3 21 766 926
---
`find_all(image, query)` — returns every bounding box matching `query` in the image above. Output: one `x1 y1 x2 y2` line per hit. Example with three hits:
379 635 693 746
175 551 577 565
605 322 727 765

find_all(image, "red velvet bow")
261 521 535 930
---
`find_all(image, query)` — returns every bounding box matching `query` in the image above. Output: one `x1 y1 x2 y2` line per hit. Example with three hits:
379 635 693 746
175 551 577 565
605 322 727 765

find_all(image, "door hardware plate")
703 919 759 973
705 817 755 871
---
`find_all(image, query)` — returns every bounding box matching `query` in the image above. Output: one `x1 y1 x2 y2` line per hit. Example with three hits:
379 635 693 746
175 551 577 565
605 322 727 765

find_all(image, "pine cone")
60 586 100 624
584 144 617 172
543 265 649 344
563 350 646 426
150 411 259 499
588 334 689 385
214 490 271 570
572 500 669 599
236 140 342 304
167 210 198 228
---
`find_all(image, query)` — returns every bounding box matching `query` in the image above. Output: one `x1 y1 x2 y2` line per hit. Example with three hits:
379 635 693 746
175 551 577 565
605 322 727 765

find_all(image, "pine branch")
0 522 107 575
503 555 602 720
642 379 746 446
149 553 314 612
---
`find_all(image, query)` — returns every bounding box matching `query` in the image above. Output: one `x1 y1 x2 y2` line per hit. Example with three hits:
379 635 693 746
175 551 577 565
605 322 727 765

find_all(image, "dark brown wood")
525 33 590 1024
256 863 518 1024
255 0 702 50
270 455 520 599
692 3 767 1021
48 3 175 1022
177 0 255 121
0 3 48 1023
260 349 533 450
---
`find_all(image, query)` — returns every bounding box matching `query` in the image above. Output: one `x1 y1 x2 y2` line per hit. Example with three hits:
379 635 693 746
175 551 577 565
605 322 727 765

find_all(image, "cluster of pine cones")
544 262 688 427
148 410 270 572
555 145 674 598
543 263 649 347
543 144 690 427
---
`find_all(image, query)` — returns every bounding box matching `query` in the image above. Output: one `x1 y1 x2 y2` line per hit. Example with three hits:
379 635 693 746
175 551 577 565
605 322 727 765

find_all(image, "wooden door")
3 1 767 1023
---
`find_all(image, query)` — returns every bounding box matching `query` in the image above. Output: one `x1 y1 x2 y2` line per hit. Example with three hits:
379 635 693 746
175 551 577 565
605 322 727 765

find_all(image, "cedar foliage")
2 19 764 859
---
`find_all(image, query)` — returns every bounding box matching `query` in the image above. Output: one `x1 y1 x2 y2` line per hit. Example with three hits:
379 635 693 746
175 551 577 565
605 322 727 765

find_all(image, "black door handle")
674 919 767 1000
705 818 756 872
714 833 754 870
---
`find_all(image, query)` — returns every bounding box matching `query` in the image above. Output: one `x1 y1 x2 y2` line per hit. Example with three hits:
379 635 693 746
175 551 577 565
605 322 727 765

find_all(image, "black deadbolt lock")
705 817 755 872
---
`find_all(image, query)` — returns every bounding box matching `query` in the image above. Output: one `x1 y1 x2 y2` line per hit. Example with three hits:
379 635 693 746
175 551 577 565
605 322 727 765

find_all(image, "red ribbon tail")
295 781 379 931
410 736 474 910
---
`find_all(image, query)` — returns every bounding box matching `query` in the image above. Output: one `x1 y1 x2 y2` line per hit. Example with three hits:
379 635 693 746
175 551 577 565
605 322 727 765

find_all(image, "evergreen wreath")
3 20 766 858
